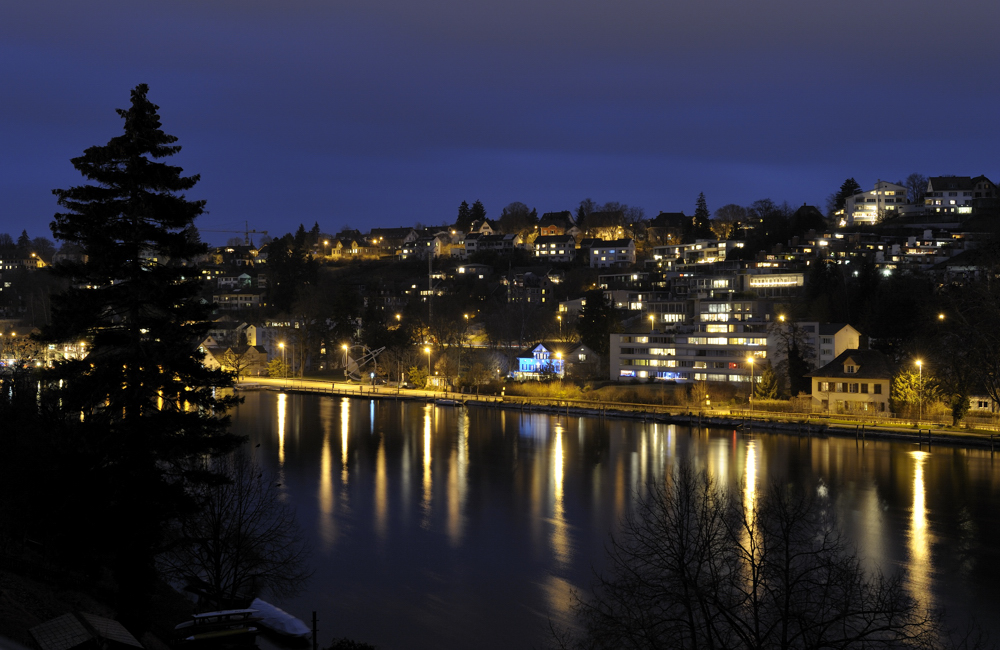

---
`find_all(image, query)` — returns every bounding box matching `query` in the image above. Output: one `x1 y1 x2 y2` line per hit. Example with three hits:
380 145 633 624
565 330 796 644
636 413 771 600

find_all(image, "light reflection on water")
908 450 934 610
234 393 1000 650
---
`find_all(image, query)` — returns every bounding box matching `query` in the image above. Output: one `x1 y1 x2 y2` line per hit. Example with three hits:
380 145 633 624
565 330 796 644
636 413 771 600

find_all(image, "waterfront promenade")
235 377 1000 450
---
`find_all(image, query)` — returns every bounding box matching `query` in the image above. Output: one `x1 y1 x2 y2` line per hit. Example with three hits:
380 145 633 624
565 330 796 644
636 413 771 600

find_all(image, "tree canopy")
41 84 243 622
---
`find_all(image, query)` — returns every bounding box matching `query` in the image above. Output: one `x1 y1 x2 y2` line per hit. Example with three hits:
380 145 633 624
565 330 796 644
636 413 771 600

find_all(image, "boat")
174 608 259 643
250 598 311 639
434 398 462 406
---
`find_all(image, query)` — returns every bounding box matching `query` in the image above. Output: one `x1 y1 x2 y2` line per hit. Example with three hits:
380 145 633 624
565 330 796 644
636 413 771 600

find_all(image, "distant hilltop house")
840 180 908 226
368 227 418 257
924 175 997 214
532 234 577 263
646 211 689 245
589 238 636 268
537 211 578 236
805 349 892 414
328 237 379 261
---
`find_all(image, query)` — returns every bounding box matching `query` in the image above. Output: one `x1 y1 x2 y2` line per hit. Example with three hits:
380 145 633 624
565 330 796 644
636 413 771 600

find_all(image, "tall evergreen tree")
456 200 473 231
44 84 243 623
469 199 487 224
686 192 714 241
16 229 31 253
754 361 779 399
835 178 862 210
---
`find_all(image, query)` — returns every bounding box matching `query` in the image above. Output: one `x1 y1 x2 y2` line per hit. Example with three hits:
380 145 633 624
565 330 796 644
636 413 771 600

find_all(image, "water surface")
234 392 1000 649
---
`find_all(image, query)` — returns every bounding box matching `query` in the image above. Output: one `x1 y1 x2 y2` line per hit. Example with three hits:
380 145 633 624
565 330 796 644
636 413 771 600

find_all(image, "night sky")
3 0 997 246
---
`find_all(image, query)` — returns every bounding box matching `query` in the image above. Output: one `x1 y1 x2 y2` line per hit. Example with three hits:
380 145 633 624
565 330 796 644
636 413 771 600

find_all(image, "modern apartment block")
609 297 859 383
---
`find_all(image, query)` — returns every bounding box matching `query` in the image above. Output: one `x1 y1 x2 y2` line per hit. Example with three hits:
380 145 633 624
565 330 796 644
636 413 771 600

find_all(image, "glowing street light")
424 346 431 380
916 359 923 423
557 314 562 338
279 342 286 377
747 356 755 419
649 314 656 331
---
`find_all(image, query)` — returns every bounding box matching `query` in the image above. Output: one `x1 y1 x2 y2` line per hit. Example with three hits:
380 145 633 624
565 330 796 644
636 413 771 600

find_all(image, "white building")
924 175 996 214
842 180 908 226
532 235 577 262
590 239 635 268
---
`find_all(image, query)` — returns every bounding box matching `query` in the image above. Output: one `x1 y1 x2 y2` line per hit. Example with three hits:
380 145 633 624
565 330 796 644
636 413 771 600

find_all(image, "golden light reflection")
375 433 387 540
907 450 934 610
422 404 433 529
341 397 350 484
550 425 571 567
540 574 576 625
743 439 758 525
447 409 470 546
277 393 287 466
318 397 336 549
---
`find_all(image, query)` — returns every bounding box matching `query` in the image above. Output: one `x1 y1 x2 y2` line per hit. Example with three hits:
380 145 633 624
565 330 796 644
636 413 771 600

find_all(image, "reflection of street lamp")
916 359 923 423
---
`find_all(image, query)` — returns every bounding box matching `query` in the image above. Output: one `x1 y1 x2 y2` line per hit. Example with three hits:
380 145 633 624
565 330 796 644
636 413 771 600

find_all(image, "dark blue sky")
3 0 997 246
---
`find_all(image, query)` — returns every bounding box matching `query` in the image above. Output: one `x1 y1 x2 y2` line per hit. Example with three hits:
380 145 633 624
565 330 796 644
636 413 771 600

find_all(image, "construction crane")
199 222 269 247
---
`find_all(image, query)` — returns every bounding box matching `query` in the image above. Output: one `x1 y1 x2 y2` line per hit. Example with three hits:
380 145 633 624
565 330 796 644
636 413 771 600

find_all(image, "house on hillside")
646 211 689 244
538 211 576 236
532 235 576 262
805 349 893 414
590 238 636 268
510 341 597 380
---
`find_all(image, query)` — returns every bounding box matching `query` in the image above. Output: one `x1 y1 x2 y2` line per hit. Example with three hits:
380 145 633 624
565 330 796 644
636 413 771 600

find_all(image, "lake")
233 391 1000 649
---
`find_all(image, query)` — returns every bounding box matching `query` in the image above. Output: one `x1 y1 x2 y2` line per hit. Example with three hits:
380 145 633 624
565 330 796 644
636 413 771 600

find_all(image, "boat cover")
249 599 310 638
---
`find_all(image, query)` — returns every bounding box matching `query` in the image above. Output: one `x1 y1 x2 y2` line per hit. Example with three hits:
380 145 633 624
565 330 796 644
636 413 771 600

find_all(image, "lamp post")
557 314 562 339
916 359 923 423
649 314 656 332
323 240 329 257
279 342 286 378
747 356 755 419
425 346 431 386
555 351 563 378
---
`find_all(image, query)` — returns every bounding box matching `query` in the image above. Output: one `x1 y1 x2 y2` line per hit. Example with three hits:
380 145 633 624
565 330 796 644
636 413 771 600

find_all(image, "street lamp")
323 240 329 257
916 359 923 423
557 314 562 338
555 351 562 377
279 342 286 378
649 314 656 332
424 346 431 383
747 356 755 417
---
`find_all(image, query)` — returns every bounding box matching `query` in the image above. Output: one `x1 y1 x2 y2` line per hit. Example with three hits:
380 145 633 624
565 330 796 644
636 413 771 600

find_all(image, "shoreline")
235 380 1000 451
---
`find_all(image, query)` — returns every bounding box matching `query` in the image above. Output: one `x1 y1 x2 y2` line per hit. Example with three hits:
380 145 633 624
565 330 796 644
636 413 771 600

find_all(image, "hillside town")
3 175 1000 425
